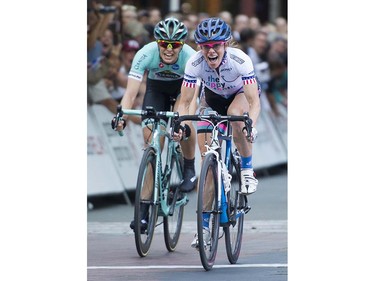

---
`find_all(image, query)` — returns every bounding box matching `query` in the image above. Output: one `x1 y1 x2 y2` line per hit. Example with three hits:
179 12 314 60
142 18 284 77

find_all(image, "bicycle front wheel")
224 151 245 264
134 147 159 257
163 148 185 252
197 153 220 271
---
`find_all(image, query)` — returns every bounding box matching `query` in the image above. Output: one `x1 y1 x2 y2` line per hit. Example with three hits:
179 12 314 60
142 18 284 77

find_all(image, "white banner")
89 105 144 193
87 107 126 196
251 94 288 169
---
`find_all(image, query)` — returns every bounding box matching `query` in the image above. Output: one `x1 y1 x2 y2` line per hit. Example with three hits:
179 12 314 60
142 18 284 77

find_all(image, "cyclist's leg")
173 86 199 193
227 93 258 194
140 80 169 148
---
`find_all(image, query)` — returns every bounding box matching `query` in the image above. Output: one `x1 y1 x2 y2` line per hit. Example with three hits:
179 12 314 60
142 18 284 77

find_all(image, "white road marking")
87 220 287 234
88 264 287 270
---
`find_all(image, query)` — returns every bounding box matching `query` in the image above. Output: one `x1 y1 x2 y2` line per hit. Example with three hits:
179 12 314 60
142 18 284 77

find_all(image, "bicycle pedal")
244 206 251 214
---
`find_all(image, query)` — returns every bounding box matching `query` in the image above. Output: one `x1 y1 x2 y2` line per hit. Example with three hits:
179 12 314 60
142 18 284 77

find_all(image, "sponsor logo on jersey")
184 74 196 79
220 67 233 72
230 54 245 64
128 72 143 81
155 70 180 79
203 75 225 90
159 62 164 68
192 56 204 67
172 64 179 70
134 54 147 70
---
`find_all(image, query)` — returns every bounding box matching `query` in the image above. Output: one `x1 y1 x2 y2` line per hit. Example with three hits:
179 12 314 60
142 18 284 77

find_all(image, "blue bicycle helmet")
154 17 188 41
194 17 232 44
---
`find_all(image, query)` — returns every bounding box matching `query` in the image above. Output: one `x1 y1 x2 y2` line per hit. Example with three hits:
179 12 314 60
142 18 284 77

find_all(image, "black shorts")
141 78 183 122
203 87 238 115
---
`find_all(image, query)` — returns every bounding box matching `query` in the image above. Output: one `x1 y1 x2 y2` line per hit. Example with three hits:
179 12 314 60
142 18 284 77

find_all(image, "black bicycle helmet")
154 17 188 41
194 17 232 44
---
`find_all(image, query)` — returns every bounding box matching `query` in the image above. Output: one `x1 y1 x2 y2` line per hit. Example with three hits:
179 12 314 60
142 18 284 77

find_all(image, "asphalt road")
87 166 287 281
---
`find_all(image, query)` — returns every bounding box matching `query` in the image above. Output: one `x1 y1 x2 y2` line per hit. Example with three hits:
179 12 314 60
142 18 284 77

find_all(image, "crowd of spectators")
87 0 288 118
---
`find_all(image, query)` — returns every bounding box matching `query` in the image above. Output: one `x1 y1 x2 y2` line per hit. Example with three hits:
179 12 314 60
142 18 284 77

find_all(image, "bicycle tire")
163 148 184 252
197 153 220 271
224 151 244 263
134 147 159 257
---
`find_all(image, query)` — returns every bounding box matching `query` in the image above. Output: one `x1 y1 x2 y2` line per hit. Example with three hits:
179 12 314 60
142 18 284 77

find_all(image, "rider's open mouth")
208 56 218 63
164 53 174 59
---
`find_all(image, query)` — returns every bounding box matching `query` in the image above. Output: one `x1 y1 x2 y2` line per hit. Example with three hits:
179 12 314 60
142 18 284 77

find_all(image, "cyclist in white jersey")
174 17 261 248
176 17 261 195
112 18 199 231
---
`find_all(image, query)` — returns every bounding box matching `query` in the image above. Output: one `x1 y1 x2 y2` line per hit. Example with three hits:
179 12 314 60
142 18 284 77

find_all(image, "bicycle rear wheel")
197 153 220 271
134 147 159 257
224 151 245 263
163 147 185 252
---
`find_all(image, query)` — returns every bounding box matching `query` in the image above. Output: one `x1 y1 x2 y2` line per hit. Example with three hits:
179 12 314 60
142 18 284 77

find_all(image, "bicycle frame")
176 111 252 221
201 117 231 223
120 107 188 216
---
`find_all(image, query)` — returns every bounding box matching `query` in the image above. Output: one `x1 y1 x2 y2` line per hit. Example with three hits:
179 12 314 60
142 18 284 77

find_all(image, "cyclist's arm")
243 82 261 127
120 77 143 120
176 83 196 116
189 85 200 115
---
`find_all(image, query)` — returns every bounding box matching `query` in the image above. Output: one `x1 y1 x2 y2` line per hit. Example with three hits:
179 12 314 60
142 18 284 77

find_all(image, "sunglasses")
157 40 184 49
199 41 225 51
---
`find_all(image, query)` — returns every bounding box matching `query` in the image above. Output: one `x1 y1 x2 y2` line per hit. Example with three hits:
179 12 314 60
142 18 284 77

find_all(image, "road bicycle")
114 105 188 257
174 111 252 270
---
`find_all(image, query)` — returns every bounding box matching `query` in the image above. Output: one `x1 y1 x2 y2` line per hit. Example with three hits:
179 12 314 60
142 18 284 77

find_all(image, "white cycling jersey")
182 47 257 98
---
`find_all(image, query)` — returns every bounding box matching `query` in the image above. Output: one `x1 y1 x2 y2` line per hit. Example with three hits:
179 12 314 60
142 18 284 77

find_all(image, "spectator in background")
266 57 287 116
106 39 145 124
120 4 149 45
267 36 287 66
266 36 288 116
217 10 233 26
181 2 193 15
87 2 119 114
107 0 123 40
247 30 271 93
183 13 199 48
120 3 137 40
232 14 249 41
121 4 137 27
239 27 255 53
148 7 162 26
274 17 288 40
122 19 151 47
100 28 115 56
137 9 150 25
249 16 261 31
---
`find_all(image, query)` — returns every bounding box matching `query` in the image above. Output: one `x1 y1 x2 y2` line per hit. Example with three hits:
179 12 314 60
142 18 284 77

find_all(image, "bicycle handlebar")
115 105 180 136
121 105 179 120
173 111 253 138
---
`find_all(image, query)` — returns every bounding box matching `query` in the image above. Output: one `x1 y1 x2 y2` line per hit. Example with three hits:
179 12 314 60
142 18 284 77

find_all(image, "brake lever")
115 104 124 136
